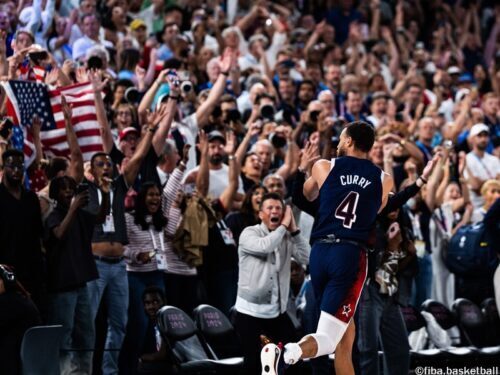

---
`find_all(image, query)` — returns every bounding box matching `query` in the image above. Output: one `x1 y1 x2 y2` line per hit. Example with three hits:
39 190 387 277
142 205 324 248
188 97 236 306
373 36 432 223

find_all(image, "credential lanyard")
149 228 165 252
97 189 114 215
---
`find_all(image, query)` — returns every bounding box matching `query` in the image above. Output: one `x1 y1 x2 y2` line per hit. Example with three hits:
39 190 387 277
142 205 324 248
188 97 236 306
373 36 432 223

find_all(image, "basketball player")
261 121 393 375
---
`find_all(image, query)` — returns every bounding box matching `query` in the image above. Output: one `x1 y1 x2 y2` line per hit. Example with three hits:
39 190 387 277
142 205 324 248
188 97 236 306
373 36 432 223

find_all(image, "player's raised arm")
303 159 330 202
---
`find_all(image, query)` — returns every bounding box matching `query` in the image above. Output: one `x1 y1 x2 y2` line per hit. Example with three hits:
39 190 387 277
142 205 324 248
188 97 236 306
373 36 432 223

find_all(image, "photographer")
0 264 41 375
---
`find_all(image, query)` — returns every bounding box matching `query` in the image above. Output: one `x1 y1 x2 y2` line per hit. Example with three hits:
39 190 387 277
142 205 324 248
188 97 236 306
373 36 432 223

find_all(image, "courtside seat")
452 298 500 365
420 300 478 365
157 306 243 374
400 305 449 367
480 298 500 347
193 304 243 360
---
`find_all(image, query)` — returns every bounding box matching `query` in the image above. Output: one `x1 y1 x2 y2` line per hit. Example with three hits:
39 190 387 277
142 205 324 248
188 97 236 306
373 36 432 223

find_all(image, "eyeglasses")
94 161 112 168
116 111 132 117
4 162 24 170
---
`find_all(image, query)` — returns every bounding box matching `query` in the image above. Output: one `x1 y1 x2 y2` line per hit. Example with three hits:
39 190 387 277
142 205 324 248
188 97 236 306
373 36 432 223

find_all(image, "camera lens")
181 81 193 93
125 87 140 103
260 104 275 120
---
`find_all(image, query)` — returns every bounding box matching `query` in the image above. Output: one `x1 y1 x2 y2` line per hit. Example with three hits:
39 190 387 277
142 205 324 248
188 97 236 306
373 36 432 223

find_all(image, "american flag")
2 80 104 166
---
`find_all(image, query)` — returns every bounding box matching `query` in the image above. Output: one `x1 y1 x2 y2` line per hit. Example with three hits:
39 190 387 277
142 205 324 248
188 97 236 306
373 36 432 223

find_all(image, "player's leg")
283 244 367 365
334 319 355 375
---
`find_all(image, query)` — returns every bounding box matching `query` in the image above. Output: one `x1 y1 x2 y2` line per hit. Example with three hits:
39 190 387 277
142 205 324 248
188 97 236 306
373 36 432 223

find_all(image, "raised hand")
248 121 262 137
299 141 320 175
422 153 440 180
45 68 60 86
61 95 72 121
135 65 146 90
219 48 235 73
88 69 108 92
182 144 191 163
383 143 396 161
31 115 42 138
458 151 466 176
75 67 88 83
70 190 90 211
197 129 208 154
379 133 402 144
224 130 236 155
147 104 169 130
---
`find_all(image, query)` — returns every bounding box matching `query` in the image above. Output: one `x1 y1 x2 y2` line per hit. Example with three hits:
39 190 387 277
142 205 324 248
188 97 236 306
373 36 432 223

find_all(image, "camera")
226 108 241 122
310 110 321 123
269 133 287 148
76 183 89 194
260 104 275 120
28 50 49 65
125 87 141 104
87 55 104 70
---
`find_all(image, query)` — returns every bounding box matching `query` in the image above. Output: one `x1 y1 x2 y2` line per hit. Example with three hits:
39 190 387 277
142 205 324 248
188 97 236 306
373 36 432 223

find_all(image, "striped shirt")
124 168 196 275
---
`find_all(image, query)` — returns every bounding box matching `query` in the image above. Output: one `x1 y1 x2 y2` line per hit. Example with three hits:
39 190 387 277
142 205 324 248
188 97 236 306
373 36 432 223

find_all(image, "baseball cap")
447 66 460 75
371 91 390 102
207 130 226 144
130 19 147 31
119 127 140 141
458 73 474 84
248 34 269 47
469 123 489 137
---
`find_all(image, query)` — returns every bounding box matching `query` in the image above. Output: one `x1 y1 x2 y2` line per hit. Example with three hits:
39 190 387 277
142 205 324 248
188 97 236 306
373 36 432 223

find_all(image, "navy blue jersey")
310 156 383 243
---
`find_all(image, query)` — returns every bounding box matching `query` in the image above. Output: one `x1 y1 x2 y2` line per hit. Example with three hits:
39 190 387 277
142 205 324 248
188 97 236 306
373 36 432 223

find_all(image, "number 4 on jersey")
335 191 360 229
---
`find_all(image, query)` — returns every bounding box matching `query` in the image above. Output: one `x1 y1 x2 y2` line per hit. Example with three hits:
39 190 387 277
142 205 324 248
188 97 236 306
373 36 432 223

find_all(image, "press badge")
155 251 168 271
103 215 115 233
415 240 426 258
218 221 236 246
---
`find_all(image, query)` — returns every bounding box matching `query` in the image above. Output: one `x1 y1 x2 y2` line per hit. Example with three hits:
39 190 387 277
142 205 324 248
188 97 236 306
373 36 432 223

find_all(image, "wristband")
179 161 186 168
228 155 235 161
148 126 158 133
221 71 229 76
418 176 428 184
291 229 301 237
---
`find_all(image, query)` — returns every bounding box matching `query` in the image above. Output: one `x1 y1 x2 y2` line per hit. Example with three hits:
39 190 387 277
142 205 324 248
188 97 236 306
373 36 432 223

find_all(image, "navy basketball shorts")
309 242 368 323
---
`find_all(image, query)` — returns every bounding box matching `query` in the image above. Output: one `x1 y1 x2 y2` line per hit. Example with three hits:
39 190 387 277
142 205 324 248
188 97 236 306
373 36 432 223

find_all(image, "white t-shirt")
465 151 500 209
183 164 245 200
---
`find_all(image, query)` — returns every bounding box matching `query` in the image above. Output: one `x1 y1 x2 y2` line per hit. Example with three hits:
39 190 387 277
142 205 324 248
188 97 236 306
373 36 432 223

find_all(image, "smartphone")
0 118 14 139
29 51 48 64
76 183 89 194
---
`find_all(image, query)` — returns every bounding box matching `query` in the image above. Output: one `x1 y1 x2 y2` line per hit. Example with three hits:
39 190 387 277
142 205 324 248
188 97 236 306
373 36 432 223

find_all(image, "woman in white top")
123 159 187 370
426 150 472 308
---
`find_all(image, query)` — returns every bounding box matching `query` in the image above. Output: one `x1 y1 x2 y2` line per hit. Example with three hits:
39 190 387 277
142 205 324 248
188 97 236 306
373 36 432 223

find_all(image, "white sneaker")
260 343 282 375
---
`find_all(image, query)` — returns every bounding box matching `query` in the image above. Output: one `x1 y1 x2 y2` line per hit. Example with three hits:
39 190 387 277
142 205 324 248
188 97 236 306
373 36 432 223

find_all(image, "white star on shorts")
342 304 352 317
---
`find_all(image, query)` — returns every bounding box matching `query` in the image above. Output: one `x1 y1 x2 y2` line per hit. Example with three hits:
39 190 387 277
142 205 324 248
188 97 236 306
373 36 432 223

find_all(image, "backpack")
445 223 498 276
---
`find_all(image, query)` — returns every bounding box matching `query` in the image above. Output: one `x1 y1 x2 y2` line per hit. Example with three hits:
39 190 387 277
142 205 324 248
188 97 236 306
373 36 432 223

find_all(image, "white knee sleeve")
311 311 348 357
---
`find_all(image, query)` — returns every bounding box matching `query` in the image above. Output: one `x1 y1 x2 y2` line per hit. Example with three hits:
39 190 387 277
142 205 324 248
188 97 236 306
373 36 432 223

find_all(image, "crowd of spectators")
0 0 499 374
